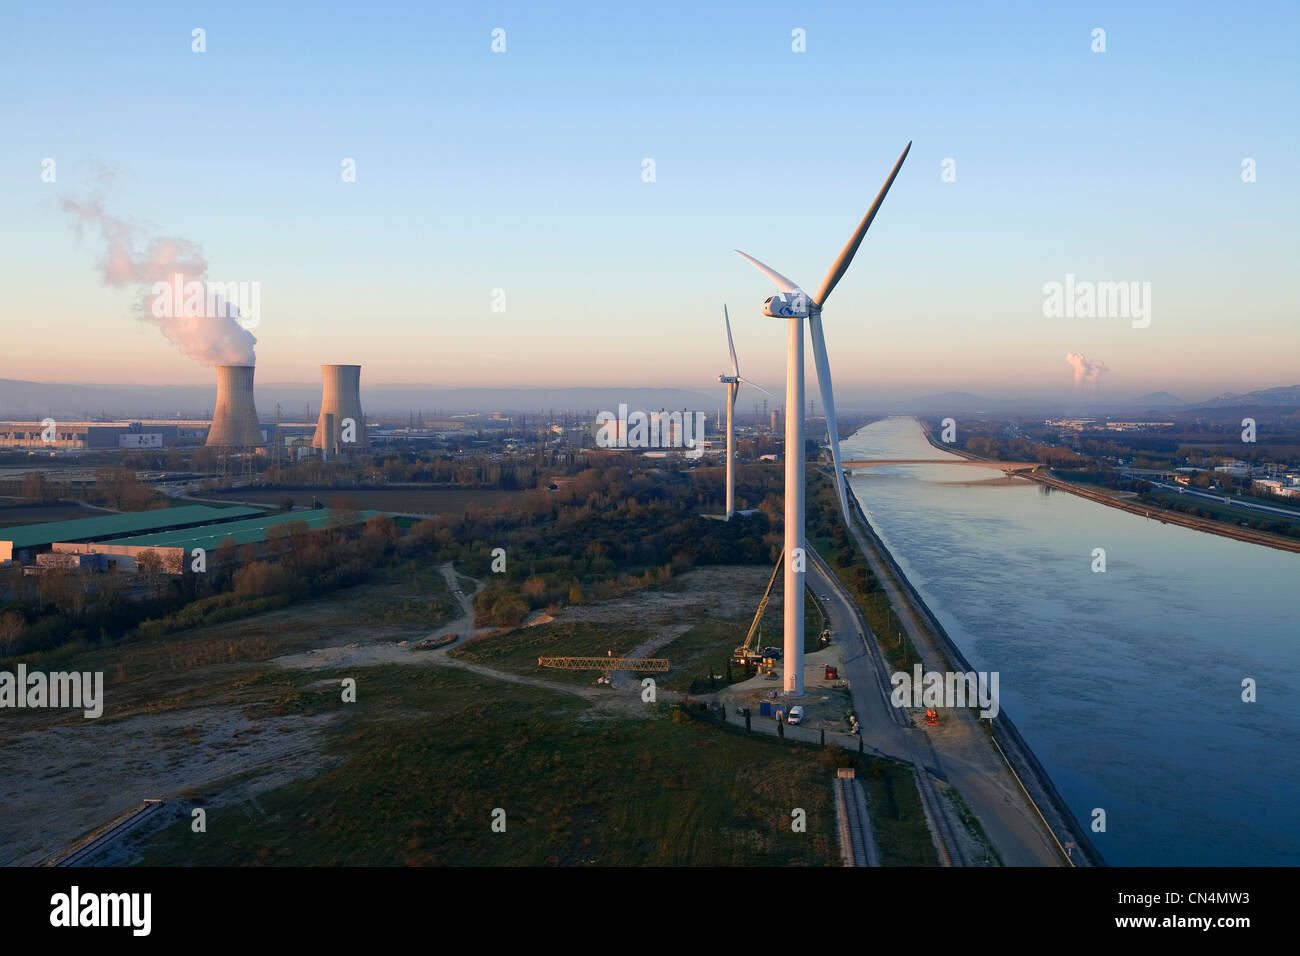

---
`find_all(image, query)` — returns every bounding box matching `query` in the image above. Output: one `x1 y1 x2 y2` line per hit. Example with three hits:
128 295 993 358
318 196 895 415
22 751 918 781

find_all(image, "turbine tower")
719 306 769 519
735 141 911 696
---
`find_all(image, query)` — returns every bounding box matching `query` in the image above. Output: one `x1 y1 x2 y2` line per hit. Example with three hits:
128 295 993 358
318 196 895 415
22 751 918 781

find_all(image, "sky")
1 0 1297 404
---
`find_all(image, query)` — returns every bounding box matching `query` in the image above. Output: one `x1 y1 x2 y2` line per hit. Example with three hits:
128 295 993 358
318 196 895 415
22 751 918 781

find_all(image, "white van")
787 705 804 725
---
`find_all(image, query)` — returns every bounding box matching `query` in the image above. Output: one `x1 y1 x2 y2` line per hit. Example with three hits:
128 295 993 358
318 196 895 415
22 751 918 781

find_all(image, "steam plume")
62 198 256 366
1066 351 1108 389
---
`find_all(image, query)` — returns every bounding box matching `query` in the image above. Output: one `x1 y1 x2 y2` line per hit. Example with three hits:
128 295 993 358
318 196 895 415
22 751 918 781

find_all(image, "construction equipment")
537 655 669 672
733 554 783 667
925 708 938 726
824 665 838 680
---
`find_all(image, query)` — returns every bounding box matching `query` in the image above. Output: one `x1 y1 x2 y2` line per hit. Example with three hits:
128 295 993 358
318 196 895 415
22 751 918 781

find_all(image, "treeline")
1 459 792 656
260 452 545 489
0 468 169 511
1135 490 1300 540
415 463 787 628
963 435 1086 468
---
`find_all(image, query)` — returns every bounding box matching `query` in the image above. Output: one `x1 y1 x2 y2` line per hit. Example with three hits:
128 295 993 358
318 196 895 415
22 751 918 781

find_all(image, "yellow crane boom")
538 656 669 672
734 553 783 664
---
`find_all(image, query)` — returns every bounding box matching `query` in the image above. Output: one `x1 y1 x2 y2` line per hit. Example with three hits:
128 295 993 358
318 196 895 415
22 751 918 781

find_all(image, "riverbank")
915 420 1300 554
838 466 1105 867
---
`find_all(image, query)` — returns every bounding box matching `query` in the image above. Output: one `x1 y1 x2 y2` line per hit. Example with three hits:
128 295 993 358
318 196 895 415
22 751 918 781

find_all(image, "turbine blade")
725 305 739 377
734 250 803 295
737 377 774 398
808 314 850 524
812 141 912 309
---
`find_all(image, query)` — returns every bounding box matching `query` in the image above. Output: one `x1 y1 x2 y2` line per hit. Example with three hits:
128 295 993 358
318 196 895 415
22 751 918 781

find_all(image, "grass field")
131 666 844 866
452 619 653 686
3 558 460 728
8 548 938 866
656 589 825 694
199 487 527 515
0 500 110 528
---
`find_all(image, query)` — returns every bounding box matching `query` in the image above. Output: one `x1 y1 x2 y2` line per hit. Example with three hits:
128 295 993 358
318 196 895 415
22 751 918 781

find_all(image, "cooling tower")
206 364 264 447
312 365 367 454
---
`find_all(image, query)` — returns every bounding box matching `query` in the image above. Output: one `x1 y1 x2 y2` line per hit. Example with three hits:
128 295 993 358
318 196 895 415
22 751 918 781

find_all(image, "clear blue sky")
2 0 1296 402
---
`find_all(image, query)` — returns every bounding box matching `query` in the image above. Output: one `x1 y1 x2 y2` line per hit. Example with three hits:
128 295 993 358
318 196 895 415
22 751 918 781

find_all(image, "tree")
2 561 27 603
93 569 127 619
0 611 24 654
136 549 167 599
38 564 90 618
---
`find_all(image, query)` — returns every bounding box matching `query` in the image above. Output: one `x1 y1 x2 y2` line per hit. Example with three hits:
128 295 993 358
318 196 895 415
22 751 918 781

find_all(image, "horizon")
2 370 1296 415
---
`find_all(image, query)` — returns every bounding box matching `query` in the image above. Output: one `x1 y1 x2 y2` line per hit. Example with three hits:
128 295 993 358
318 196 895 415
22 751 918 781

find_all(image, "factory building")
0 505 262 564
0 421 210 450
51 508 380 570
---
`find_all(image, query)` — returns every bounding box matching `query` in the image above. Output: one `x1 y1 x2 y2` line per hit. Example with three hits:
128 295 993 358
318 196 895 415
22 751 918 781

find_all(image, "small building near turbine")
312 364 368 455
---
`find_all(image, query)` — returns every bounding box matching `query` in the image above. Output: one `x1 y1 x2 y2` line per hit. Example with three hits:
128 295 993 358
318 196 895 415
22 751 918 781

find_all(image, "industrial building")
0 420 211 450
51 508 381 570
0 504 262 564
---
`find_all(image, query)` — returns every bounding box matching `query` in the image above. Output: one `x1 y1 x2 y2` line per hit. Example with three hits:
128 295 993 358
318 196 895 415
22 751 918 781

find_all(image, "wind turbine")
735 141 911 696
719 306 770 520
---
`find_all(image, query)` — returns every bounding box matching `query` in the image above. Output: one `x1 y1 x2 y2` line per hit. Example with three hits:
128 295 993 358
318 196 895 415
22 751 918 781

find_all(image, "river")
842 417 1299 866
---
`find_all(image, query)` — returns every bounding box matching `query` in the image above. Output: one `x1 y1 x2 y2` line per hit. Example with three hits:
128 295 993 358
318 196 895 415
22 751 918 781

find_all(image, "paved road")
803 550 972 865
827 500 1066 867
1147 480 1300 519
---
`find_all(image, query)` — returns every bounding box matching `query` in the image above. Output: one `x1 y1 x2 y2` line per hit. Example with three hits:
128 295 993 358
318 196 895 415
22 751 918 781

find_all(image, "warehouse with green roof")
1 505 264 563
50 508 381 570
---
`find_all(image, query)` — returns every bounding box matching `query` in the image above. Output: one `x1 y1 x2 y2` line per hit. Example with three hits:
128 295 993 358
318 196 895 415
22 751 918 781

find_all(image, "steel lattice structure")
537 656 669 672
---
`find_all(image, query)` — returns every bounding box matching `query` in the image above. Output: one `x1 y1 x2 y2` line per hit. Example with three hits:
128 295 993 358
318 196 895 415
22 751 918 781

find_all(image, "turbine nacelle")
719 374 740 384
761 292 812 319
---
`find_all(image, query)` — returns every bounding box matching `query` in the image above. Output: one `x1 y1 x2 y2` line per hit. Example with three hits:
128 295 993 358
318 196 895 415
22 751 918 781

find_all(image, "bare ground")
5 563 778 865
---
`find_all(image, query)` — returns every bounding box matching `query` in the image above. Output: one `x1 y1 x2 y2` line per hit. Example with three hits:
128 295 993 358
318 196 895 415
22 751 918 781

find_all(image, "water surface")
844 417 1298 866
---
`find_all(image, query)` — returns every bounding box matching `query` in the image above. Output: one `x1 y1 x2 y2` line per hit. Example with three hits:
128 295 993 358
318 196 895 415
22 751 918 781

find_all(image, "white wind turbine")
735 141 911 696
719 305 770 520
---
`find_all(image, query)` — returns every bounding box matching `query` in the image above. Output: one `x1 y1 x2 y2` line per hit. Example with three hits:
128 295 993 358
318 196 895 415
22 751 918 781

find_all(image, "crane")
538 651 669 685
537 655 669 672
733 553 783 668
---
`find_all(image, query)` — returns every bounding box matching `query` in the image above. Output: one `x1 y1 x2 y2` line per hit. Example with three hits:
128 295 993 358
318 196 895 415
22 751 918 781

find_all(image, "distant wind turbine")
735 141 911 696
719 305 770 520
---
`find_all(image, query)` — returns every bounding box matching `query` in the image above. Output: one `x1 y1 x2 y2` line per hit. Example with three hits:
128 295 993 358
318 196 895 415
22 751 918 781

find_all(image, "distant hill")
1129 391 1186 407
0 378 719 420
1186 385 1300 410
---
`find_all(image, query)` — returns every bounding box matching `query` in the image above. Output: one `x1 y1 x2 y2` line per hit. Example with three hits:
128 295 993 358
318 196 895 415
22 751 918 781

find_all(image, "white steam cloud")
1066 351 1108 389
62 198 256 367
